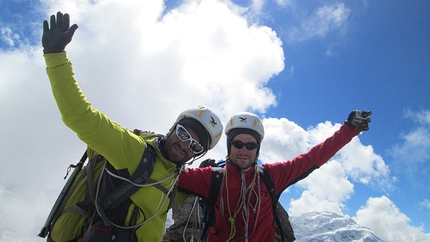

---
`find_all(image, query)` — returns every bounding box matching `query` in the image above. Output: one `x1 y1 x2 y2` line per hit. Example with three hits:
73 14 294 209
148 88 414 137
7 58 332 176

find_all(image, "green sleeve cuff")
44 51 69 68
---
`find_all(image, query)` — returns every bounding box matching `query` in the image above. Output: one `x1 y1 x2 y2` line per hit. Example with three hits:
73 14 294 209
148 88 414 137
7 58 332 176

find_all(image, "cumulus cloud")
355 196 430 242
288 160 354 216
260 117 310 162
338 136 393 191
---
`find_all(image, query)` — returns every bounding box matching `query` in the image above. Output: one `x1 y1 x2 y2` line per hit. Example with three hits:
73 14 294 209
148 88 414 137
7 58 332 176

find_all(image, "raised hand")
42 11 78 54
346 110 372 131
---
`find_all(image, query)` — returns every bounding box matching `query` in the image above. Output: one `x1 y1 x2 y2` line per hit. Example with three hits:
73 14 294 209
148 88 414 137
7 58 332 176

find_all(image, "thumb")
69 24 79 34
66 24 79 39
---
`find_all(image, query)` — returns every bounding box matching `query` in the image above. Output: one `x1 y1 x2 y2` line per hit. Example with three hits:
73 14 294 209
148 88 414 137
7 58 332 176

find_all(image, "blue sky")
1 0 429 241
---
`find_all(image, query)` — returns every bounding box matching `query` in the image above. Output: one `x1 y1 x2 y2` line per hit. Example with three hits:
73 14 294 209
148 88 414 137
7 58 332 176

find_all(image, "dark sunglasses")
230 140 259 150
176 124 204 154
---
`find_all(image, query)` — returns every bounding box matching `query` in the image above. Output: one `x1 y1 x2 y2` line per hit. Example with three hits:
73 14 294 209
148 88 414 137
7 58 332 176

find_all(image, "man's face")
229 133 258 169
165 125 202 164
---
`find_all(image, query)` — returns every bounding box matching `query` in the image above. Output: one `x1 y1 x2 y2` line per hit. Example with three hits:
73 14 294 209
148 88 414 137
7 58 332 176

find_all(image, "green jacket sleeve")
44 52 143 173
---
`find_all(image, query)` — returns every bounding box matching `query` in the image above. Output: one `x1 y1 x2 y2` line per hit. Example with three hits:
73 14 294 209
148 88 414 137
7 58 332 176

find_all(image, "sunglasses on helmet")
230 140 259 150
176 124 205 154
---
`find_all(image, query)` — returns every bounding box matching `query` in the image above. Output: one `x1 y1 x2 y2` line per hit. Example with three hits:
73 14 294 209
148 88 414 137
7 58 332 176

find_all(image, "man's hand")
346 110 372 131
199 158 218 168
42 11 78 54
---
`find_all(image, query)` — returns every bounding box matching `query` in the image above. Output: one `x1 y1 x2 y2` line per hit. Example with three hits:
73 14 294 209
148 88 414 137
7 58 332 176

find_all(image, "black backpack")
201 165 296 242
38 130 167 241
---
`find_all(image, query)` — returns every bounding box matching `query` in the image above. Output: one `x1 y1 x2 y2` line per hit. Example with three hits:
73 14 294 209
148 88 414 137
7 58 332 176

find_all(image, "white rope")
94 164 185 229
182 196 201 242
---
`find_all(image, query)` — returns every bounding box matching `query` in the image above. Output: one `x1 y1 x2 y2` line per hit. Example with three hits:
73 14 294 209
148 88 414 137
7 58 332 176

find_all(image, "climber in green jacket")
42 11 223 242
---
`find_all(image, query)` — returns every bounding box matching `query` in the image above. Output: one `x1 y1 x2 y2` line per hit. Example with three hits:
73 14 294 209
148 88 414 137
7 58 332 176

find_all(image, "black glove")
346 110 372 131
42 12 78 54
199 158 218 168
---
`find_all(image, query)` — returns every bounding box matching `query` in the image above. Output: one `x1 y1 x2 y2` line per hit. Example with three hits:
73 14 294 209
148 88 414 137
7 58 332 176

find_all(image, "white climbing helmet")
225 112 264 142
176 105 223 150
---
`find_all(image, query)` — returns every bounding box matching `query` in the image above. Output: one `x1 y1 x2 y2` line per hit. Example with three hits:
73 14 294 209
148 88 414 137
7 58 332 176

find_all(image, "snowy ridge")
290 211 384 242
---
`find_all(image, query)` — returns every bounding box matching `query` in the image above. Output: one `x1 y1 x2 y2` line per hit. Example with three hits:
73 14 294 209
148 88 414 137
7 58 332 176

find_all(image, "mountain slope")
290 211 384 242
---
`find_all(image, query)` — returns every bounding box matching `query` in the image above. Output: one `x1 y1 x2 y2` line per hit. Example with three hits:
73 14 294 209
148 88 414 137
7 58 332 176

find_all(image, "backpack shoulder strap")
200 166 224 240
258 166 280 202
100 143 156 211
208 166 224 219
98 130 166 212
209 167 224 199
258 166 286 241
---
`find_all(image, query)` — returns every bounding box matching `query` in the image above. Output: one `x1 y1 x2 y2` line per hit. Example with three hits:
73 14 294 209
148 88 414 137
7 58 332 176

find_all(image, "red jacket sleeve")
178 166 214 199
264 123 360 195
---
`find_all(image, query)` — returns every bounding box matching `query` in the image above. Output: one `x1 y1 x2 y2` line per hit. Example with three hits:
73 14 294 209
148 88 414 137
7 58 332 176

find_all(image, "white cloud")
288 3 350 43
0 27 20 47
149 0 284 115
288 160 354 216
338 137 393 191
406 109 430 125
355 196 430 242
393 127 430 162
391 110 430 163
260 117 310 162
274 0 294 7
389 109 430 190
420 199 430 209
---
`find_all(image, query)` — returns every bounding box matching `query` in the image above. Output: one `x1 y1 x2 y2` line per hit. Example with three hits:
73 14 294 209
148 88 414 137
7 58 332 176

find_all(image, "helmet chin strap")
155 136 168 158
184 151 207 166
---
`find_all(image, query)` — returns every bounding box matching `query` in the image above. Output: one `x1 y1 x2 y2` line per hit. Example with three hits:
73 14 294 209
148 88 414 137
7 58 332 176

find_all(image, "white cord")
182 196 201 242
94 164 184 229
104 167 175 187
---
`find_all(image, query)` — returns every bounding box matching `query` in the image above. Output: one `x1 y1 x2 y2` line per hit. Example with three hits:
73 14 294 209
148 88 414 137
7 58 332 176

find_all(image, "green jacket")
45 52 178 242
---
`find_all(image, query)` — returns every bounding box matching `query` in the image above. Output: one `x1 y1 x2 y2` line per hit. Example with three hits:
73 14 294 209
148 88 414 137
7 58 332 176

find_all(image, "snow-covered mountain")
290 211 384 242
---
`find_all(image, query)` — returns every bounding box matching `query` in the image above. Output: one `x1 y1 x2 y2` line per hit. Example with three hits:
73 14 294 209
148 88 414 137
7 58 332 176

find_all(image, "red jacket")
178 123 359 241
